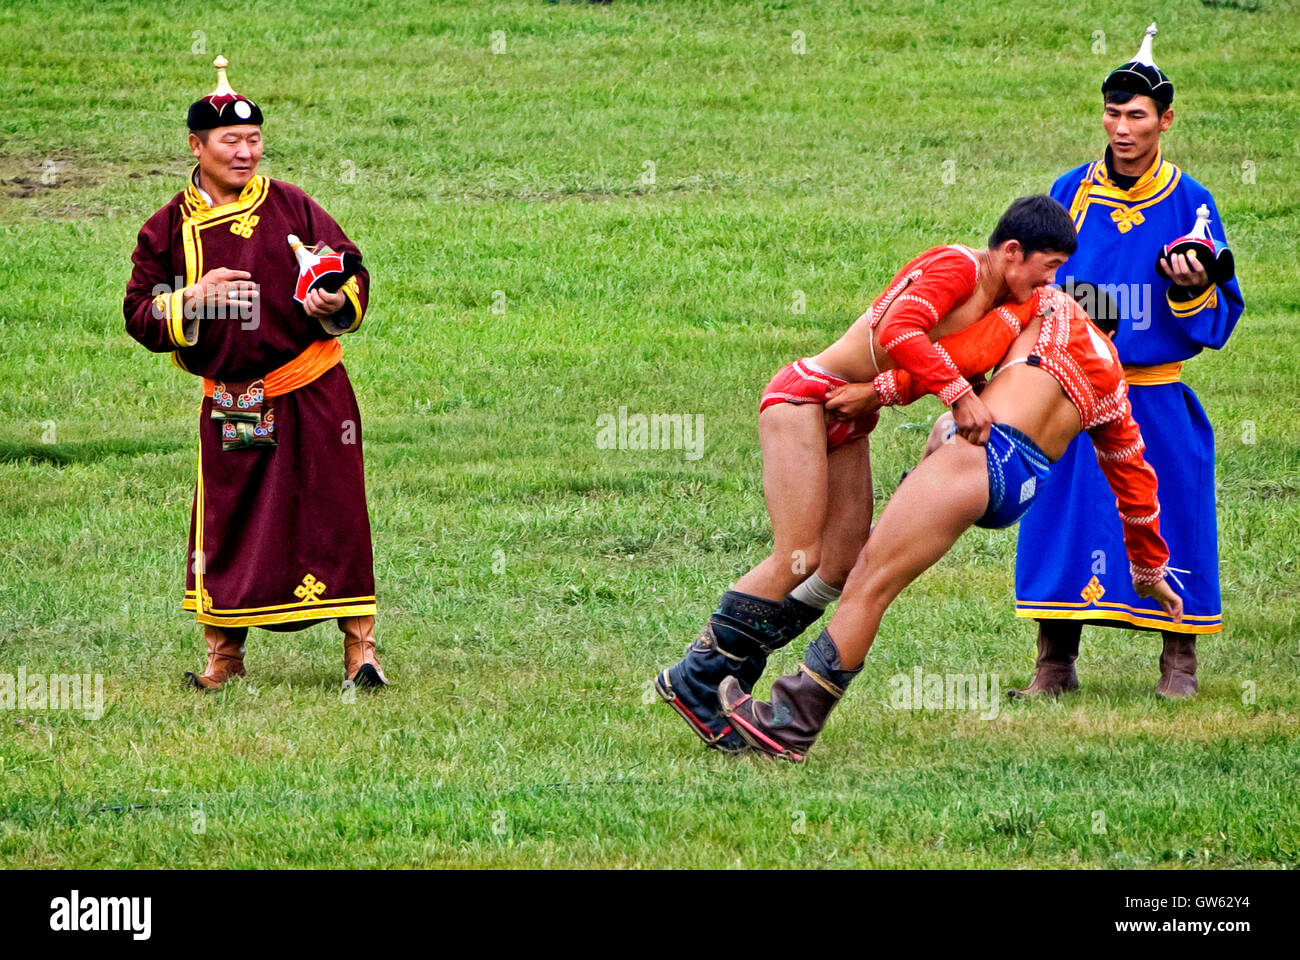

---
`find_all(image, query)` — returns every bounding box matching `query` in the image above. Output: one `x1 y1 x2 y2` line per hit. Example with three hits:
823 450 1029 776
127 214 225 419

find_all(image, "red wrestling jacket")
864 245 983 407
875 287 1170 584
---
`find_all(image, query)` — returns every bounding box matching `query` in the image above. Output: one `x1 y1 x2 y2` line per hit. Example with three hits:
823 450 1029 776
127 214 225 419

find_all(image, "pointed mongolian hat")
1155 204 1235 285
187 55 263 130
1102 22 1174 105
288 235 362 305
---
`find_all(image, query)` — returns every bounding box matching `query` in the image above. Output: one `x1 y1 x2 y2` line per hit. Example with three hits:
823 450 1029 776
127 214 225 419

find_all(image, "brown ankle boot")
341 616 387 687
717 629 859 762
1008 621 1080 699
185 626 247 690
1156 633 1198 699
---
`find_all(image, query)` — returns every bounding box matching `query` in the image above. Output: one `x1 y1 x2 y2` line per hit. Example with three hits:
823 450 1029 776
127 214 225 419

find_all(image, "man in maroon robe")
124 56 387 690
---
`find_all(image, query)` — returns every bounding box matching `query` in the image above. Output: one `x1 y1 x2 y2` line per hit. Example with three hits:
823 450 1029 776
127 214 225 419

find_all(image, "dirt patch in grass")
0 155 180 221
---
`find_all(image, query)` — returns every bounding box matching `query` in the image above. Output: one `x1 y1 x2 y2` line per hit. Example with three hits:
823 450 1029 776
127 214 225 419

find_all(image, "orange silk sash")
1123 361 1183 387
202 338 342 399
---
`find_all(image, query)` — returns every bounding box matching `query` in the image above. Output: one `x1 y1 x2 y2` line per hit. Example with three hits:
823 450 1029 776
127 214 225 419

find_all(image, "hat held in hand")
1155 204 1235 286
288 234 362 305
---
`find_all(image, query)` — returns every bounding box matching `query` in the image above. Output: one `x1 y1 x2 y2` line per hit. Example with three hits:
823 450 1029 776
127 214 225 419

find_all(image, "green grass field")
1 0 1297 868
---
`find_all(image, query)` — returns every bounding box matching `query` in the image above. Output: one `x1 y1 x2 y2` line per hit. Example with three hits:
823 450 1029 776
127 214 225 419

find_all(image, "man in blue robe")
1012 24 1244 698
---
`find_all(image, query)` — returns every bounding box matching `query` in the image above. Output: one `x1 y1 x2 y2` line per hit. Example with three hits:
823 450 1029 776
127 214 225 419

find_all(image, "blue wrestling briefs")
975 424 1053 530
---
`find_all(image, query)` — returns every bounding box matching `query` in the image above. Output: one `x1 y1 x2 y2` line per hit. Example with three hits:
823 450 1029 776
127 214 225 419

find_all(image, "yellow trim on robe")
184 590 376 614
1016 596 1221 620
184 599 378 627
339 275 364 333
168 290 191 347
194 434 206 621
1015 606 1222 635
182 169 268 225
173 172 272 364
1168 284 1219 318
1067 150 1182 234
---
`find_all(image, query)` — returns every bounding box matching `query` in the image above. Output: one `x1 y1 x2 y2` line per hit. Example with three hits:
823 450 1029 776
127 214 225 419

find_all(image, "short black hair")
188 128 210 143
1066 282 1121 337
988 195 1077 257
1104 88 1171 118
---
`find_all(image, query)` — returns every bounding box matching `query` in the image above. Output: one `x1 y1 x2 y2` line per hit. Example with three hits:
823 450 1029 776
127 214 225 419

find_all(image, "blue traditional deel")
1015 148 1245 634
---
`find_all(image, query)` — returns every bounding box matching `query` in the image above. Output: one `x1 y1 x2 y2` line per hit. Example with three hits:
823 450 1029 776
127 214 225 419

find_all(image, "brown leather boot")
1008 620 1080 699
717 629 860 762
1156 633 1198 699
185 626 247 690
341 616 388 687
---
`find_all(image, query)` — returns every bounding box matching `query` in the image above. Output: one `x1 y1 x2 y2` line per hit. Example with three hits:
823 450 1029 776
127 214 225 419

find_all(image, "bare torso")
978 316 1083 460
810 251 1003 382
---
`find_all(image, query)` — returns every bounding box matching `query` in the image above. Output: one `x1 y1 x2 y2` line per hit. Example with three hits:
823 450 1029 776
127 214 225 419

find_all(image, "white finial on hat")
1134 23 1158 68
1188 204 1212 242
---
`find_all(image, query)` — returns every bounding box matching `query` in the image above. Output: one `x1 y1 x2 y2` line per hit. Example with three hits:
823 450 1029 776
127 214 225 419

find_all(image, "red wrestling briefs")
759 358 879 450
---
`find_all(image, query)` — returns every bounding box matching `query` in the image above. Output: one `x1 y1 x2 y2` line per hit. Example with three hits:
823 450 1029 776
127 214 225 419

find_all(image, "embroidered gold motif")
294 574 327 603
1109 207 1145 233
230 213 260 238
1080 576 1106 603
201 588 215 612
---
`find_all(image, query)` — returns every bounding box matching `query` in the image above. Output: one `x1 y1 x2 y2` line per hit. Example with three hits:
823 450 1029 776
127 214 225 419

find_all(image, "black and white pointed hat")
1102 23 1174 105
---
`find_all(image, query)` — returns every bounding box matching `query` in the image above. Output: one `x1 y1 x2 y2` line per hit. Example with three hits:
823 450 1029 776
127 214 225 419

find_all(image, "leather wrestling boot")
185 626 247 690
717 629 861 763
655 591 811 754
341 615 388 688
1156 633 1198 699
736 595 824 690
1008 620 1080 699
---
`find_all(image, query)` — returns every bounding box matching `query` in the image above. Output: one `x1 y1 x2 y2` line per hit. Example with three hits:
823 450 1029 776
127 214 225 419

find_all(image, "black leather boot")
655 591 802 752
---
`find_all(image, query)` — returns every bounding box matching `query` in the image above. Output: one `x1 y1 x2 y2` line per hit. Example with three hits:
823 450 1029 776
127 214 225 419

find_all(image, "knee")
924 413 956 457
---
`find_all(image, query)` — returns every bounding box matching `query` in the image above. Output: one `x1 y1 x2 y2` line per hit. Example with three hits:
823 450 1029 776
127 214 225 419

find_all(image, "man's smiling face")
190 125 263 197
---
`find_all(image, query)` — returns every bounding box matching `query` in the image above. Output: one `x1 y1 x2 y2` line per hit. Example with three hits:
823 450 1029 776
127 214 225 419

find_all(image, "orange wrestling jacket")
866 244 984 407
875 287 1170 584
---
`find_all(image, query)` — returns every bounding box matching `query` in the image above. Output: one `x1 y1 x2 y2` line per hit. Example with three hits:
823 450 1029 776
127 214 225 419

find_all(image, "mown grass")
0 0 1297 868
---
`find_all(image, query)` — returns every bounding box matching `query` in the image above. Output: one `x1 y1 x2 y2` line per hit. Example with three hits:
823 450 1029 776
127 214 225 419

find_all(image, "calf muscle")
826 438 989 667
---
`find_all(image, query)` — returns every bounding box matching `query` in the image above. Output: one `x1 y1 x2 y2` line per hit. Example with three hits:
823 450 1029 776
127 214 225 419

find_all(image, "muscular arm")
873 306 1019 407
873 251 981 406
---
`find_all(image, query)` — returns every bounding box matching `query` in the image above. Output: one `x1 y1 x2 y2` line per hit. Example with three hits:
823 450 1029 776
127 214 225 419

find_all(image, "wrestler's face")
1103 96 1172 168
1002 243 1070 303
190 125 263 197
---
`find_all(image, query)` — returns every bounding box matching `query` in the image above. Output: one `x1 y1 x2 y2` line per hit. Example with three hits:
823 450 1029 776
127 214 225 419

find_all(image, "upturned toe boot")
341 616 388 687
717 628 861 762
185 626 247 690
655 591 803 753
